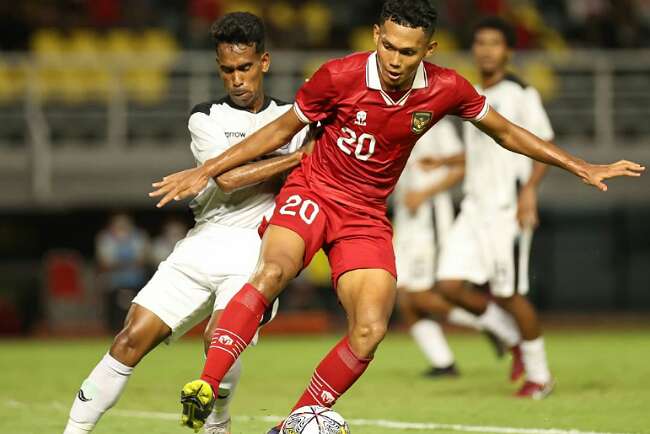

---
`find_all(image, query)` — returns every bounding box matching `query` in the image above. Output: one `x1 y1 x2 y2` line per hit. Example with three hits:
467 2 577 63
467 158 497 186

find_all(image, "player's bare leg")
181 225 305 431
63 304 171 434
200 310 242 434
398 290 459 377
437 279 526 382
272 268 395 428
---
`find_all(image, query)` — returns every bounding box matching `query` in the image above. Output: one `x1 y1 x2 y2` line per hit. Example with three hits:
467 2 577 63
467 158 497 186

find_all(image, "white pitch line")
107 407 631 434
3 400 633 434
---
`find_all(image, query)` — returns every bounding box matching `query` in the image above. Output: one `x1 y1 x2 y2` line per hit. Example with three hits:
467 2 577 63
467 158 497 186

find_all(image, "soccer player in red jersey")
150 0 644 430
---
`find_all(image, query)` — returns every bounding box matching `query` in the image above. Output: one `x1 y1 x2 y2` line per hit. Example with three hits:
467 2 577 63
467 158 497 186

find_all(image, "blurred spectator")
95 213 149 332
150 218 188 266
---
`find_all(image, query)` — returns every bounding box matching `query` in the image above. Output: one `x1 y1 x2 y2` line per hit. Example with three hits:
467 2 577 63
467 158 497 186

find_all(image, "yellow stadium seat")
31 29 65 61
300 2 332 46
222 1 262 16
139 29 179 68
104 29 138 58
125 69 168 105
268 1 297 29
0 62 25 103
433 29 459 53
349 27 375 52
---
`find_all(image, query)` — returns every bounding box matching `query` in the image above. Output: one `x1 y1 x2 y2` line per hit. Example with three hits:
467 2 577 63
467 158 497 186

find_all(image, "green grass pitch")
1 330 648 434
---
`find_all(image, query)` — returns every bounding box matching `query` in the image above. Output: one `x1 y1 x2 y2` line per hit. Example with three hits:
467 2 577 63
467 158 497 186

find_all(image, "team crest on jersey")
354 110 367 126
411 111 432 134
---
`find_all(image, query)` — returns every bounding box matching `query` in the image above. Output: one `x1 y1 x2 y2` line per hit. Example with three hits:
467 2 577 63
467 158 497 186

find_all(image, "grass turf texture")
1 330 648 434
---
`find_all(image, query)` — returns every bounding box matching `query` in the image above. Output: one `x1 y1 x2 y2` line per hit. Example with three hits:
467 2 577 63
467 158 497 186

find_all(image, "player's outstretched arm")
215 150 305 193
150 109 305 207
419 152 466 171
475 109 645 191
404 165 464 214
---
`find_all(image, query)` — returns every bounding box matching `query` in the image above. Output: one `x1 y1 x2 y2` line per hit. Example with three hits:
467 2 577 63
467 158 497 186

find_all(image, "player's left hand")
580 160 645 191
404 190 427 215
149 167 210 208
517 186 539 229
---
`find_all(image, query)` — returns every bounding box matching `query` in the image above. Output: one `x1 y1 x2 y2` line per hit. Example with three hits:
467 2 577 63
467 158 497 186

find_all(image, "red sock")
201 283 268 391
291 336 372 411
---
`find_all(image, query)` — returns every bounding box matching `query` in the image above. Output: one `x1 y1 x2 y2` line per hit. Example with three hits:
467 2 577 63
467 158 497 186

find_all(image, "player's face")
472 28 511 76
373 20 437 91
216 43 270 111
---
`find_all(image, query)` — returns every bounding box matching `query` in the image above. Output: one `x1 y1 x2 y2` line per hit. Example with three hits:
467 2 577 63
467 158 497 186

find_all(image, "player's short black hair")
473 16 517 48
379 0 438 37
211 12 266 53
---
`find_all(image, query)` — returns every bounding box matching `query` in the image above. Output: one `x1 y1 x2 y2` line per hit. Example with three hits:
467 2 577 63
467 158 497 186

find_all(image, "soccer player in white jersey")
394 118 522 377
435 17 555 398
62 13 309 434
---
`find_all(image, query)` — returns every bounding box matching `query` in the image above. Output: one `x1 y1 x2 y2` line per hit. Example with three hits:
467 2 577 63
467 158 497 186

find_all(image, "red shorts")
259 167 396 288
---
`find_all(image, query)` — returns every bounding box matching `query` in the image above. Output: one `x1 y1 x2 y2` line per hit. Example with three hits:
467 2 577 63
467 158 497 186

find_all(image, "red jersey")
293 51 488 213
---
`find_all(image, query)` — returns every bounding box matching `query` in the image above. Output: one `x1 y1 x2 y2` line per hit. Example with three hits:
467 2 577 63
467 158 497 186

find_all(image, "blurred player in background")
435 17 556 398
150 0 643 430
62 12 309 434
394 118 521 377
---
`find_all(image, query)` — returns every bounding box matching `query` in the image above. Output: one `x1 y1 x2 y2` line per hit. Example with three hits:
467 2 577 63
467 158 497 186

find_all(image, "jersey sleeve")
293 61 339 124
188 112 230 165
521 87 554 141
452 73 489 122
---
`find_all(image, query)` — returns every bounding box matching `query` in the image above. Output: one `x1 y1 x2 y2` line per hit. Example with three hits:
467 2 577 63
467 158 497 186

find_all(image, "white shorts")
437 202 532 298
393 207 436 292
133 221 272 343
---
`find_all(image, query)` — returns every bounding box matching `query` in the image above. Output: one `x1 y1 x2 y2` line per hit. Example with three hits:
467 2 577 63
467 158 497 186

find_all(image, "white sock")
205 358 242 428
447 307 482 331
410 319 455 368
521 337 551 384
63 353 133 434
477 302 522 348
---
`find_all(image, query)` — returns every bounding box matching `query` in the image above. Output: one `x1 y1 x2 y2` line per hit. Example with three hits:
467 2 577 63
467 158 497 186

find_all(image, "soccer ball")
281 405 350 434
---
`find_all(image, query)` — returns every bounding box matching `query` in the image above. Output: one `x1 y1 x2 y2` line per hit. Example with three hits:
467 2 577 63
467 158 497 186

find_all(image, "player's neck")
248 92 266 113
480 70 506 89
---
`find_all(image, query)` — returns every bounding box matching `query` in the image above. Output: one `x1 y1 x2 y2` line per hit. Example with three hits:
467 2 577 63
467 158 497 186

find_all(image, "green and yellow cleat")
180 379 215 432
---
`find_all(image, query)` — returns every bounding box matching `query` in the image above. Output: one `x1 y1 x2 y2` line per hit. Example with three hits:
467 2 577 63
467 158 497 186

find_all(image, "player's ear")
373 24 381 47
425 39 438 57
260 51 271 73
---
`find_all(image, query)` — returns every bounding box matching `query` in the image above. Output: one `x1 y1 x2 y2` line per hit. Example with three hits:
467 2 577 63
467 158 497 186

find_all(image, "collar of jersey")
365 51 427 106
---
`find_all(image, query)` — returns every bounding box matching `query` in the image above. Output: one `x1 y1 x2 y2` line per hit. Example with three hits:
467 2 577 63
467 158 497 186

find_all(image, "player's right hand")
149 167 211 208
579 160 645 191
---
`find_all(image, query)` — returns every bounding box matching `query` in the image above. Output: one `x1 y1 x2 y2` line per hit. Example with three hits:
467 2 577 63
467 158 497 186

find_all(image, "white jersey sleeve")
188 112 230 165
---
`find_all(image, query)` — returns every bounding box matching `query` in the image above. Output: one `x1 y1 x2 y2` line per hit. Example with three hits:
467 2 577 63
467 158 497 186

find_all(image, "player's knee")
252 259 295 296
350 319 388 352
110 326 146 367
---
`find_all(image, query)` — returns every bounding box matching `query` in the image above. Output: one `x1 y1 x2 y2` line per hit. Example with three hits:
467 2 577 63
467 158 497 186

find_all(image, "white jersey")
462 75 554 210
189 96 306 229
393 118 462 290
394 117 462 242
